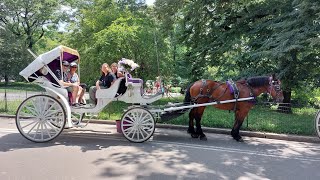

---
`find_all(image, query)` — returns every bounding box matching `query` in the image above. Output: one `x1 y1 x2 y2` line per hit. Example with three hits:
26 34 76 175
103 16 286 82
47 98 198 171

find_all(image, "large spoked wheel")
121 107 155 143
315 110 320 139
16 95 66 143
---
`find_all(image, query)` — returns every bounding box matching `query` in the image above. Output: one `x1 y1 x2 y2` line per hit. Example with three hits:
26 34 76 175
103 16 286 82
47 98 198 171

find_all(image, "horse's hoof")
191 133 199 138
200 134 207 141
234 136 244 142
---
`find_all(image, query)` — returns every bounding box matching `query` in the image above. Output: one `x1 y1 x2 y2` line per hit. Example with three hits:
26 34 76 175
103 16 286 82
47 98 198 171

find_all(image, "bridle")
268 77 282 102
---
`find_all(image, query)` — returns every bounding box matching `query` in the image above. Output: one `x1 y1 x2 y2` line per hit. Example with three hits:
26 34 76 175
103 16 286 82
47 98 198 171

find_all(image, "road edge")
2 114 319 143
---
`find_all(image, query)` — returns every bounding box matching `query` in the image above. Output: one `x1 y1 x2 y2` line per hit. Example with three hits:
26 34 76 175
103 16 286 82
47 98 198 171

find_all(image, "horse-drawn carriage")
18 45 318 143
17 45 164 143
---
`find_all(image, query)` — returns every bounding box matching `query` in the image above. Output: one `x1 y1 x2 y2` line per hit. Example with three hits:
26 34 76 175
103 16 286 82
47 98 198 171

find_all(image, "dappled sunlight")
245 136 320 158
93 145 217 179
237 172 270 180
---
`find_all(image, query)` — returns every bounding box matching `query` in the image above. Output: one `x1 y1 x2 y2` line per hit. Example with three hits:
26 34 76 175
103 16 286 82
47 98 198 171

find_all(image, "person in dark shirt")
89 63 116 104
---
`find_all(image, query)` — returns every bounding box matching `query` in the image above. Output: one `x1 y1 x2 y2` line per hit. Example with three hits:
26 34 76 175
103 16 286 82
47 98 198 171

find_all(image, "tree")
0 27 31 84
0 0 61 49
66 0 171 85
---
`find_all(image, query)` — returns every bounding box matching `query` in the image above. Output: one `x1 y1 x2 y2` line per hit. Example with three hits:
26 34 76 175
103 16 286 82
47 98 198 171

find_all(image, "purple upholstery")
63 52 79 62
127 73 144 95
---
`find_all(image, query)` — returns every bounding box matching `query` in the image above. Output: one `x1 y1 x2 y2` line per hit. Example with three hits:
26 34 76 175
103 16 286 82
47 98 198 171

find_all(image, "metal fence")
0 88 318 137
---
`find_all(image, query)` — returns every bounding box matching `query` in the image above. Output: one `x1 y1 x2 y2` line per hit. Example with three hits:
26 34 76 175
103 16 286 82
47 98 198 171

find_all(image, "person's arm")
96 80 101 89
117 72 124 78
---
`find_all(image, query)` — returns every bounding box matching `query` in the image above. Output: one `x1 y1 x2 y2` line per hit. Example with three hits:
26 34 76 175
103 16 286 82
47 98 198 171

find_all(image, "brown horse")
184 74 283 141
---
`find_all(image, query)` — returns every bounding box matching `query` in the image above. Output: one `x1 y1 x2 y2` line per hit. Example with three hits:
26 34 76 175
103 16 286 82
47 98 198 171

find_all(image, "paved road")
1 117 320 180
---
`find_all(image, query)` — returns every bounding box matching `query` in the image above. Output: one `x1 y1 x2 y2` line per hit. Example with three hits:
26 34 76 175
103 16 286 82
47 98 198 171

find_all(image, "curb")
1 114 319 143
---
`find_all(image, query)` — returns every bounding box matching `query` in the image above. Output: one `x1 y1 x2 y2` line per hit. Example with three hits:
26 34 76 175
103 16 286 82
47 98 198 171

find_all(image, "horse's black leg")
195 107 206 140
231 121 243 142
195 116 207 141
188 108 197 138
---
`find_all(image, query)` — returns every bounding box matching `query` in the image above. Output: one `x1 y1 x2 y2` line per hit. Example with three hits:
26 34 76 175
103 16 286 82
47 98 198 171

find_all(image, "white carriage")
16 46 163 143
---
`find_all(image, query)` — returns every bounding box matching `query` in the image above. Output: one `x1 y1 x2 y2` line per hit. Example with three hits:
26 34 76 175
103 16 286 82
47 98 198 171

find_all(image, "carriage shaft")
163 97 255 112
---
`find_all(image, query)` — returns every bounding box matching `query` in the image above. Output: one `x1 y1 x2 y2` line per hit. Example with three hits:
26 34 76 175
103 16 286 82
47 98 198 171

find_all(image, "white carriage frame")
19 45 163 128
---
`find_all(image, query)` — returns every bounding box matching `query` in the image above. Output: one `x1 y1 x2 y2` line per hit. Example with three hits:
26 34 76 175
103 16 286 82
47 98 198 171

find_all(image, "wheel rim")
121 108 155 143
16 95 66 142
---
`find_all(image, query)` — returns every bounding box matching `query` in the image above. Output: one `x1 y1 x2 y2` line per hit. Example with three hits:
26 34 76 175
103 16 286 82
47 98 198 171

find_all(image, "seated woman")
54 60 80 106
111 62 126 95
89 63 116 104
111 62 124 79
68 62 85 105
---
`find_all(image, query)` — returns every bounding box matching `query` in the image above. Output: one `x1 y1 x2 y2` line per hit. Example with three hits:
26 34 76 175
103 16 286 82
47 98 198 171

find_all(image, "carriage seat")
96 77 124 99
126 73 144 95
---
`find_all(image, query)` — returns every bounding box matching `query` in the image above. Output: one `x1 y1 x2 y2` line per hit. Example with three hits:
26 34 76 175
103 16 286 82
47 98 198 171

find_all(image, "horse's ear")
272 73 276 80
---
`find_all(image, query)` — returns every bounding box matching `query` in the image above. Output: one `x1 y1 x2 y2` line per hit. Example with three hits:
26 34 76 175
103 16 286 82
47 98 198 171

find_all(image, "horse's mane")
245 76 270 87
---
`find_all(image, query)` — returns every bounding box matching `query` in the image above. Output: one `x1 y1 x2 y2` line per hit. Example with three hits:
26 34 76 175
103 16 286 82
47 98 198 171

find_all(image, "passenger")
68 62 85 105
111 62 124 79
111 62 126 95
89 63 116 104
54 60 79 106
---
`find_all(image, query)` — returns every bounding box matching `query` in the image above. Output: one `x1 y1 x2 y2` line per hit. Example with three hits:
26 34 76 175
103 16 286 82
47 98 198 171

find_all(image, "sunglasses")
71 66 77 68
63 65 69 67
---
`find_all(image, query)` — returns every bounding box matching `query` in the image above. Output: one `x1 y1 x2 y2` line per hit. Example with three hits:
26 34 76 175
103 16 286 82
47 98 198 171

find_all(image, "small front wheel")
121 108 155 143
16 95 66 142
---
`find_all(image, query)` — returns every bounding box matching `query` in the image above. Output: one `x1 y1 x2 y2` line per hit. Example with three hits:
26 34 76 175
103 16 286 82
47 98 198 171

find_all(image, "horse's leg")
231 109 249 142
188 108 197 137
195 106 207 140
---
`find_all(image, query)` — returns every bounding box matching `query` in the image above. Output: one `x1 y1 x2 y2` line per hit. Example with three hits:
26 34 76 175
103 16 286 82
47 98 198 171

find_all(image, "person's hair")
101 63 111 75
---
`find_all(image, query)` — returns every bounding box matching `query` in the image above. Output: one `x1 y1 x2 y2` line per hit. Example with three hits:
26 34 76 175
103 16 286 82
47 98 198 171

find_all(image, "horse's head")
268 74 284 103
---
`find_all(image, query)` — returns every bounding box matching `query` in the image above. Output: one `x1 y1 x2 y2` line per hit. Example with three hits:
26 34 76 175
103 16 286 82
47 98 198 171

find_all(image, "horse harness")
191 79 226 103
192 79 257 111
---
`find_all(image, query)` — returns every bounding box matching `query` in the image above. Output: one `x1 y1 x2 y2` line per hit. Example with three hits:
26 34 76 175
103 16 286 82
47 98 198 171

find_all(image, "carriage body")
16 46 163 143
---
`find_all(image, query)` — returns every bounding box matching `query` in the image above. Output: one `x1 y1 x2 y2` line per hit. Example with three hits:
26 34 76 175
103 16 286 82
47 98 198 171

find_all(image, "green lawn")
0 82 44 92
0 95 317 136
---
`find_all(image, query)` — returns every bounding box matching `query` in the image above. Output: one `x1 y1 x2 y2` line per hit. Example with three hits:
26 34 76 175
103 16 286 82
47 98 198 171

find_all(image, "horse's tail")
184 83 194 104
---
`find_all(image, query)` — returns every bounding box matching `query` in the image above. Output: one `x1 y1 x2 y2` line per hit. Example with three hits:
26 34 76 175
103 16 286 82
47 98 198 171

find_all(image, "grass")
0 94 317 136
0 82 44 92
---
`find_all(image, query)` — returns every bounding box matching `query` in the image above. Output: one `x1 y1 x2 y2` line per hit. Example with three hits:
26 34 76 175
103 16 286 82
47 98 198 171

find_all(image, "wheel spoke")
43 122 52 138
24 105 38 116
43 104 57 116
33 123 41 139
31 99 40 115
122 123 134 127
138 127 145 139
123 126 133 133
21 119 38 129
140 126 149 135
27 121 40 135
44 121 59 133
40 123 44 140
44 108 61 118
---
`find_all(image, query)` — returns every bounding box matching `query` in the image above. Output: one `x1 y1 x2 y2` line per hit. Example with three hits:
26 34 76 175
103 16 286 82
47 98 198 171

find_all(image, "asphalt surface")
1 117 320 180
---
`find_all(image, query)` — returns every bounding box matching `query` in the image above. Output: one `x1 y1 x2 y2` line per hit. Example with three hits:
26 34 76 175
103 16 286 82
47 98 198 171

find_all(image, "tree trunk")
277 90 292 113
4 74 9 86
